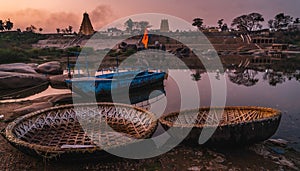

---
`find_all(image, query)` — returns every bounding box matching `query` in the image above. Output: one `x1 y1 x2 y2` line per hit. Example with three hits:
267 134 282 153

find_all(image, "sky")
0 0 299 32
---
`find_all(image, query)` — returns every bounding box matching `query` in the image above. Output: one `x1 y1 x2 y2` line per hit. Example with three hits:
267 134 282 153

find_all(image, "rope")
0 81 49 99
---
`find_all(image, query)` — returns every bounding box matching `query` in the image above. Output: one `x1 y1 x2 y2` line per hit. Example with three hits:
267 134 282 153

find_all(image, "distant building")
160 19 169 32
207 27 220 32
79 12 95 35
252 37 275 44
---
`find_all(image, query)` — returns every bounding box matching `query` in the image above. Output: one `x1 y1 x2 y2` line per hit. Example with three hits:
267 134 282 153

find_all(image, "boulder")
27 63 39 70
49 74 68 89
36 61 63 75
0 71 48 89
0 63 38 74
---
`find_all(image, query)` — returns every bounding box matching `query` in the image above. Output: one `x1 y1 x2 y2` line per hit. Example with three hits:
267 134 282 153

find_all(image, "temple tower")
79 12 95 35
160 19 169 32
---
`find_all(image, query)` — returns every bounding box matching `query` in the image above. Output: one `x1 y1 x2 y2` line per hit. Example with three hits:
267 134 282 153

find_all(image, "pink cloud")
0 5 115 32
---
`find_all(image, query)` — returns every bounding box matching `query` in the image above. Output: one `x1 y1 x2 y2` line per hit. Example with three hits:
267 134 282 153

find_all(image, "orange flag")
141 29 149 48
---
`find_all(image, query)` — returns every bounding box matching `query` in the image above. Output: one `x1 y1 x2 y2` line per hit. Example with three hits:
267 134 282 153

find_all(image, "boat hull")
66 71 166 96
159 106 282 146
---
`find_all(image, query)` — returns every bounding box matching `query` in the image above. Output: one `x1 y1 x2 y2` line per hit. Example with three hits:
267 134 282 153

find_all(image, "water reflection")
225 58 300 87
190 69 205 81
96 82 166 111
228 69 259 86
263 69 286 86
1 59 299 150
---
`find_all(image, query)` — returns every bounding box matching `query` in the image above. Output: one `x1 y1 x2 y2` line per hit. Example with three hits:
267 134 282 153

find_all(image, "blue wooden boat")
65 70 166 96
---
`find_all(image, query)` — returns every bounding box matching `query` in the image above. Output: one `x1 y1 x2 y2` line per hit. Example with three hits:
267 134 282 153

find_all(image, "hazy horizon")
0 0 299 32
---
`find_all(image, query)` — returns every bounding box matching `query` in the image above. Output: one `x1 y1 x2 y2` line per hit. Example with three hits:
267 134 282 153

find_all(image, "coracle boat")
65 70 166 96
159 106 281 146
2 103 157 159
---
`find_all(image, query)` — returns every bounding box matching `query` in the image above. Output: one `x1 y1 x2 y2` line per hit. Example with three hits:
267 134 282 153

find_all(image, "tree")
56 28 60 34
124 18 134 32
294 18 300 23
231 13 264 32
191 70 201 81
217 19 229 32
217 19 224 29
268 20 275 29
26 25 36 32
138 21 151 30
68 26 73 33
231 15 249 32
221 24 229 32
0 20 4 31
39 28 43 32
268 13 293 30
4 19 13 31
248 13 264 30
192 18 204 30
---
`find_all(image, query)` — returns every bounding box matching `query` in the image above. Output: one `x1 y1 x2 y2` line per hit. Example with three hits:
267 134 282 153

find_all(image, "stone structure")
160 19 169 32
252 37 275 44
79 12 95 35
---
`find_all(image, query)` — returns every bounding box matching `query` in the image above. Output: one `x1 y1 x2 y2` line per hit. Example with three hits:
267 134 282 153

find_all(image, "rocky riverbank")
0 62 62 88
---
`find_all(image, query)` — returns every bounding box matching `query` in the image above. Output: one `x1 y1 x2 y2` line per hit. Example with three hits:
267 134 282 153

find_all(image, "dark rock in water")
36 61 63 75
0 63 38 74
267 139 288 148
0 71 48 89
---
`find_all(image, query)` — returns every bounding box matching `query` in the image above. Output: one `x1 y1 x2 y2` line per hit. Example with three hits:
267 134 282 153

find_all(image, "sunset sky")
0 0 299 32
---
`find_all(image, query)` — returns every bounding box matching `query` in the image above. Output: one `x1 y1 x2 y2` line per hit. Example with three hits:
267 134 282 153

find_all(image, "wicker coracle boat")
159 106 281 146
2 103 158 159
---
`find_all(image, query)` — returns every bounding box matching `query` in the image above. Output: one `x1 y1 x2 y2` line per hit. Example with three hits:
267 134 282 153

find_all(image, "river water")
2 67 300 151
160 69 300 151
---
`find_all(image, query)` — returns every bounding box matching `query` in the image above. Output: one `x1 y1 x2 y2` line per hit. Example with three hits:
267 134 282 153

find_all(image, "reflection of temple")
79 12 95 35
